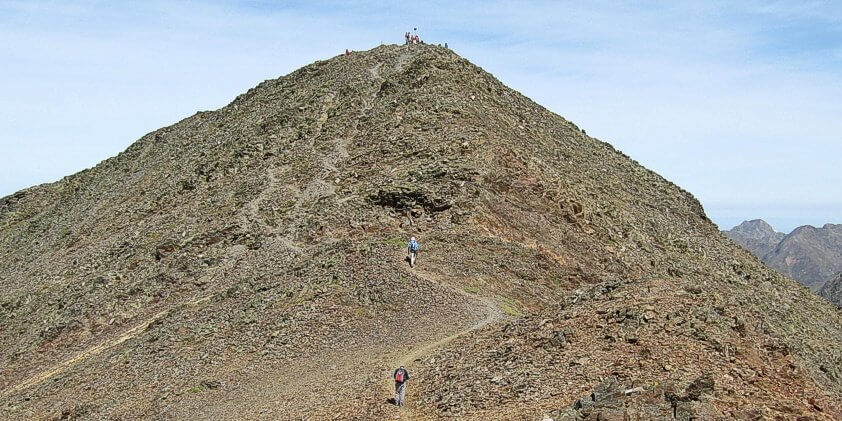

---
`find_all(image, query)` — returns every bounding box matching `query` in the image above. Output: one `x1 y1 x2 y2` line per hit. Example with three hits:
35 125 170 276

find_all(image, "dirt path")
394 268 504 368
3 253 505 419
1 243 256 403
378 259 506 419
168 257 505 420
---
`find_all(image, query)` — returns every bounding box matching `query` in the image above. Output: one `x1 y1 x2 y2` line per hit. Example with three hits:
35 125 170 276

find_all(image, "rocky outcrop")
547 374 716 420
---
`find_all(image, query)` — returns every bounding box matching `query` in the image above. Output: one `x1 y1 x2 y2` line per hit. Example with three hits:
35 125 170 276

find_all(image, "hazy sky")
1 1 840 232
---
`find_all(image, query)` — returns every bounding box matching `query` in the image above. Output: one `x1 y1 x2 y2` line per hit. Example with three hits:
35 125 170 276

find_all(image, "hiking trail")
380 254 507 419
394 266 504 367
165 252 508 420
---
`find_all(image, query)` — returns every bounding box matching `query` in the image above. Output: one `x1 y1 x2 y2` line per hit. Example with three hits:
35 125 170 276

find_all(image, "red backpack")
395 370 405 382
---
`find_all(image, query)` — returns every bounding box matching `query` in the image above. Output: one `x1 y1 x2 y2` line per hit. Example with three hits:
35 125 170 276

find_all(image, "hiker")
393 366 410 406
444 42 448 49
405 31 410 45
345 48 350 57
407 237 419 267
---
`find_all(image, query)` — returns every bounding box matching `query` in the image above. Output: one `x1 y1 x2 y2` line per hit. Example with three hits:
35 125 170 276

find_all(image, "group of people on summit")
403 28 447 49
404 29 422 45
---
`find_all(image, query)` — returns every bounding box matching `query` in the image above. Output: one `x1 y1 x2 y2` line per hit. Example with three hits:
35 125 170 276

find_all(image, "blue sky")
1 1 840 232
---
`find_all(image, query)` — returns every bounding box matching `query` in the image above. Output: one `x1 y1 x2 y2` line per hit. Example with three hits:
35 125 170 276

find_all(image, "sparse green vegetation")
384 236 406 248
353 306 371 318
500 297 523 317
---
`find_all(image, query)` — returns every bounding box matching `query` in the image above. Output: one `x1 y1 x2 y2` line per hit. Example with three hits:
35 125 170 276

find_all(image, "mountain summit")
2 44 841 419
764 224 842 291
723 219 785 257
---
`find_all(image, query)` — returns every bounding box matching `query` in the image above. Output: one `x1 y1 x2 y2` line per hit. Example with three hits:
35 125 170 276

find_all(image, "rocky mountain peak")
722 218 784 258
733 218 775 232
724 219 842 294
2 44 841 419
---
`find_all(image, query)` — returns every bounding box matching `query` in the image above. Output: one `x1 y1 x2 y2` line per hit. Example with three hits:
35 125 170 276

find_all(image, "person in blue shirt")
407 237 419 267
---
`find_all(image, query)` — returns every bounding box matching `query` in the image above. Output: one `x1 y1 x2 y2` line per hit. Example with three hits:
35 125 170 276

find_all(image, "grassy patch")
500 297 523 317
384 236 406 248
463 285 480 294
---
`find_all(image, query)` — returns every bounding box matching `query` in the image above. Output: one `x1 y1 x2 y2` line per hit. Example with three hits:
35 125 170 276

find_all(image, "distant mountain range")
723 219 842 306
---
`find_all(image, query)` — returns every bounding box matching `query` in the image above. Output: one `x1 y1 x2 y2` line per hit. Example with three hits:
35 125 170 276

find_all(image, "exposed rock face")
723 219 784 257
2 45 841 420
548 375 717 420
820 273 842 308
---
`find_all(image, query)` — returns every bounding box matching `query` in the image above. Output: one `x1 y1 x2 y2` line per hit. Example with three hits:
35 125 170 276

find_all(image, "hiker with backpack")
393 366 410 406
407 237 419 267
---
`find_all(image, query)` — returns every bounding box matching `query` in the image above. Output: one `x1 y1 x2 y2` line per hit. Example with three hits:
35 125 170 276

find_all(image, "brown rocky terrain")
820 273 842 308
724 220 842 292
2 44 841 420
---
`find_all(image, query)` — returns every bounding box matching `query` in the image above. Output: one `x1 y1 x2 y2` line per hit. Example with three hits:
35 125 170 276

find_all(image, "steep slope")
723 219 785 257
2 45 841 420
763 224 842 291
820 272 842 308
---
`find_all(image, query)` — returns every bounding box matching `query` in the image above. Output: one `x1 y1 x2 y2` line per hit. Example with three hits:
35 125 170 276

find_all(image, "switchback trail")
3 253 505 419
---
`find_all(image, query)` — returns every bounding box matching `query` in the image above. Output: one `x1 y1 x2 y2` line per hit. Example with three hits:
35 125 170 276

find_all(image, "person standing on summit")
393 366 410 406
